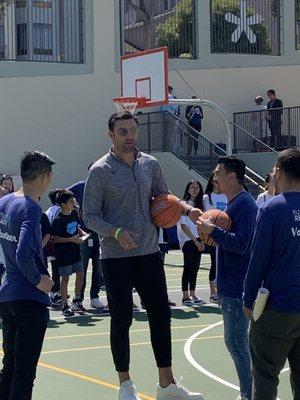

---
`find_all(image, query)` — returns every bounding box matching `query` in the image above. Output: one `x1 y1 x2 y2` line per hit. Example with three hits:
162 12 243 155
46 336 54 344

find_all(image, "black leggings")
102 252 171 372
182 240 201 292
208 245 217 282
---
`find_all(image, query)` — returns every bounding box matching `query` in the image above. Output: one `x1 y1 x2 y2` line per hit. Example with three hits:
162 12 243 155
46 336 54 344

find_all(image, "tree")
125 0 157 49
156 0 194 58
0 0 15 14
211 0 272 54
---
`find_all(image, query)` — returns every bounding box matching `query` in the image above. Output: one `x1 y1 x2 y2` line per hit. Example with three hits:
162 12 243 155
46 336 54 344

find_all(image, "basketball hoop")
112 97 146 114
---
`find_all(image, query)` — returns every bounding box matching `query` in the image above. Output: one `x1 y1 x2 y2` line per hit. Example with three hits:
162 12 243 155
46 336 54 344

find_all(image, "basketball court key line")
184 321 283 400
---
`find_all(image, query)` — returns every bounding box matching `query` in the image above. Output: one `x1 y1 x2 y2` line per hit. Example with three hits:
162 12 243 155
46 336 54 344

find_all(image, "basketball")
150 194 182 228
199 209 232 246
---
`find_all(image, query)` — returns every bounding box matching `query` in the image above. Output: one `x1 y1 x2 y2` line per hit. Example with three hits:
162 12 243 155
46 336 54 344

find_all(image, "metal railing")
120 0 197 59
231 121 279 154
0 0 85 63
233 106 300 152
137 111 264 195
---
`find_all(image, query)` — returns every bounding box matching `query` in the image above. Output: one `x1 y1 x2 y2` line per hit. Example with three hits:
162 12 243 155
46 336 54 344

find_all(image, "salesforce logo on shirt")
216 201 227 211
67 222 78 235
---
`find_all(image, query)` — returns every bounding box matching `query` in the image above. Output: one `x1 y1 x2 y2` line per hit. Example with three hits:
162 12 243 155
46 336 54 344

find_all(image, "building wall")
0 0 119 193
0 0 299 198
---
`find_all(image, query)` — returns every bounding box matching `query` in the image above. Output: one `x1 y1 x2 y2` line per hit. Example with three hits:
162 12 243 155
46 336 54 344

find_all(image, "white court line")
184 321 283 400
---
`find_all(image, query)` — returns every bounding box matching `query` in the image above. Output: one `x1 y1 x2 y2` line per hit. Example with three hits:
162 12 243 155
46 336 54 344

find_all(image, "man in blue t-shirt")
197 157 257 400
0 151 55 400
244 149 300 400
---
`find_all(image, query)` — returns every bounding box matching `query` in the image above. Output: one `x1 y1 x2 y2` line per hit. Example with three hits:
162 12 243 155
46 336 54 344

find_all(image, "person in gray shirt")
83 111 204 400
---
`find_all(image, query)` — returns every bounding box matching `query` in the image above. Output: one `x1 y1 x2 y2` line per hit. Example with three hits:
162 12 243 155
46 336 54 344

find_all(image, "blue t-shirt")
211 191 257 299
0 194 50 305
244 193 300 313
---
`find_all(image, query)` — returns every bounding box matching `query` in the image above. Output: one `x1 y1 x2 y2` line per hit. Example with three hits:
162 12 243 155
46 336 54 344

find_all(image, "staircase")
136 111 264 198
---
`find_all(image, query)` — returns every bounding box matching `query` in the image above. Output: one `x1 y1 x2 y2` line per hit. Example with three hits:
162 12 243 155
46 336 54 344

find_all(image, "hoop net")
113 97 146 114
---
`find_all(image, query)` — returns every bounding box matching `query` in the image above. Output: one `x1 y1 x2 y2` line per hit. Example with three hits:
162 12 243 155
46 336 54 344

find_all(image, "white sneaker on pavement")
156 379 204 400
119 380 141 400
90 298 106 309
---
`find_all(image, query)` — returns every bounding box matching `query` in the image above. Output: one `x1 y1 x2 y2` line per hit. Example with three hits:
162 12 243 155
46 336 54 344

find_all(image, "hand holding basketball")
188 207 203 224
196 209 232 246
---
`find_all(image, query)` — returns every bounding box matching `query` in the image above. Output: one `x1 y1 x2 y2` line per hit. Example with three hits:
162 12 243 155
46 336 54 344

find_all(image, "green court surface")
0 252 291 400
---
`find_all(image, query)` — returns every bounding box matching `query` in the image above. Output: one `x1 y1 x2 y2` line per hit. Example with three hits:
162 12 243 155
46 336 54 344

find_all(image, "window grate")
211 0 281 55
120 0 197 59
0 0 85 63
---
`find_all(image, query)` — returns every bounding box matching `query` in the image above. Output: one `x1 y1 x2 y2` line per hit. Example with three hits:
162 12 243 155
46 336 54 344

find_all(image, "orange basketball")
150 194 182 228
200 209 232 246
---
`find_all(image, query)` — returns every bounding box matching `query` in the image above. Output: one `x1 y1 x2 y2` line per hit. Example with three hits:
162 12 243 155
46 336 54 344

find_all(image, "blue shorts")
58 261 83 277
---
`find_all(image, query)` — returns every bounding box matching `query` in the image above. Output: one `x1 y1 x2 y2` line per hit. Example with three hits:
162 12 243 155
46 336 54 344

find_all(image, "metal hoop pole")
169 98 232 156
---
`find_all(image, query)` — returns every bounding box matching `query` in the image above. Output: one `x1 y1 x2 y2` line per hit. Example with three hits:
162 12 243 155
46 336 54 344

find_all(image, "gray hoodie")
83 149 169 259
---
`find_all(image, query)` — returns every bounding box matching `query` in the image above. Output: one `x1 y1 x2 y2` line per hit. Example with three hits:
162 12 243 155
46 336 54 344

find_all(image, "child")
52 190 88 316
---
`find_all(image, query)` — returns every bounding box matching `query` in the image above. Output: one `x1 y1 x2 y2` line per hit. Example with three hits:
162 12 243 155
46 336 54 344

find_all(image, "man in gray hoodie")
83 111 204 400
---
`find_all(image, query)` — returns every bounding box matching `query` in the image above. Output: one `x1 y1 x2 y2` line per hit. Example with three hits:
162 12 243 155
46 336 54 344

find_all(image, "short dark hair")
218 157 246 185
276 149 300 181
55 190 75 206
267 89 276 95
20 151 55 182
48 189 62 205
108 111 138 132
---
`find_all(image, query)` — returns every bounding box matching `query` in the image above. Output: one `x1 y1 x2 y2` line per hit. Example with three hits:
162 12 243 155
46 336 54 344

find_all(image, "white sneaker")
156 379 204 399
119 380 141 400
90 298 106 309
236 396 250 400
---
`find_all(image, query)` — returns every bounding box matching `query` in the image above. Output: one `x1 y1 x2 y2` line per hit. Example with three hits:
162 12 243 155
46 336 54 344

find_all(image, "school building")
1 0 300 200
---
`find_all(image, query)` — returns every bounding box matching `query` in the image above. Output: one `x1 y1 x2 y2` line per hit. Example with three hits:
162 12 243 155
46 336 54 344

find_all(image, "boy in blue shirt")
0 151 55 400
197 157 257 400
244 149 300 400
52 190 87 316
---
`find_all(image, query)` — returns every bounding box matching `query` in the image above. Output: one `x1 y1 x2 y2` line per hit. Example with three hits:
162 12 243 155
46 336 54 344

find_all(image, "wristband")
114 228 122 240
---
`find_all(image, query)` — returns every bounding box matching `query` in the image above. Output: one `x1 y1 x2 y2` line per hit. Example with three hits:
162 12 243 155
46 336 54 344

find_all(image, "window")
17 24 27 56
296 0 300 50
121 0 197 59
0 0 84 63
211 0 281 55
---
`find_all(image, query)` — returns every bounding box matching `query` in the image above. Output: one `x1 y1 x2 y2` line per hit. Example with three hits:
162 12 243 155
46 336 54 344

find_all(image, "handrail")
231 121 278 154
169 112 227 156
165 112 265 190
234 105 299 116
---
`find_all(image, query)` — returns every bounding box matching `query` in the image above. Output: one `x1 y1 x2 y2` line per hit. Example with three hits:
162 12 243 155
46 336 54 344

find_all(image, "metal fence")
0 0 85 63
120 0 197 59
210 0 281 55
233 106 300 152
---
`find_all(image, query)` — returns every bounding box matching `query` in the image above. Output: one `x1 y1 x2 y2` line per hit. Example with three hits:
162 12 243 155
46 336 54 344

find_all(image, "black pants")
50 260 60 293
250 307 300 400
208 245 216 282
79 239 103 301
102 252 171 372
182 240 201 292
0 300 49 400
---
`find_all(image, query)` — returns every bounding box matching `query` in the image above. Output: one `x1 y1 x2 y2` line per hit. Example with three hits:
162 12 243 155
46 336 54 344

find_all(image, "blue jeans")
220 296 253 400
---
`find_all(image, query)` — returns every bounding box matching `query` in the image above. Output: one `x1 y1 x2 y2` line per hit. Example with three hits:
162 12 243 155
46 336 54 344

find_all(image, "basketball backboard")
121 47 169 108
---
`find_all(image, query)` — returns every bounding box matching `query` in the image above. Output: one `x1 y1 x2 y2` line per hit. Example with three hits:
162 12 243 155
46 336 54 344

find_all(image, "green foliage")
0 0 15 14
211 0 272 54
156 0 194 58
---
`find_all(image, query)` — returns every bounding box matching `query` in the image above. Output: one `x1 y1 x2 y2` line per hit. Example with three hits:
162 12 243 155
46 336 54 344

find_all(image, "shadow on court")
197 305 221 315
48 316 105 328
